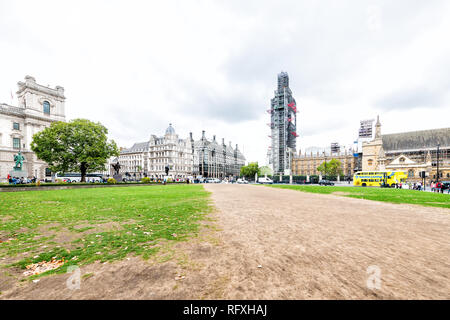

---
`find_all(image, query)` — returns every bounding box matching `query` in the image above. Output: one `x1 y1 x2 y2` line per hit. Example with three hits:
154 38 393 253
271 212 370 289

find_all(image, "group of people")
408 182 423 191
393 181 448 193
430 181 446 193
7 174 36 185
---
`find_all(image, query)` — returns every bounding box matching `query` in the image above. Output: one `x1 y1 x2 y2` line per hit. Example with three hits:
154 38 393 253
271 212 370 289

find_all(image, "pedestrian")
435 181 441 194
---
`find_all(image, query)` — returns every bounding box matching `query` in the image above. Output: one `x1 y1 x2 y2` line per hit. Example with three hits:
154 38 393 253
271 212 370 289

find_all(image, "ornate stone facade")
191 130 245 178
362 117 450 182
292 150 356 179
0 76 66 182
117 124 193 180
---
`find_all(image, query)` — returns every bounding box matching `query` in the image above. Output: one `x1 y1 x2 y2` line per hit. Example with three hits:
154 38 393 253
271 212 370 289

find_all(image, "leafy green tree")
240 162 260 179
317 158 343 178
31 119 119 182
259 165 273 176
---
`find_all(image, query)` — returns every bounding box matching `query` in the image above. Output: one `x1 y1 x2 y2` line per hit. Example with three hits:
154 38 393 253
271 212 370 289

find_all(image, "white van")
258 177 273 184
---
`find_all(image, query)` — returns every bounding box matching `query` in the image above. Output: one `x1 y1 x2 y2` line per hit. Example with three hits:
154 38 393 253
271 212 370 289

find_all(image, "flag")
10 90 14 100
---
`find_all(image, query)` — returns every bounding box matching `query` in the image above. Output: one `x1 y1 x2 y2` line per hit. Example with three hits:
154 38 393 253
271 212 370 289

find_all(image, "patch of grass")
82 272 94 279
268 185 450 209
0 185 212 277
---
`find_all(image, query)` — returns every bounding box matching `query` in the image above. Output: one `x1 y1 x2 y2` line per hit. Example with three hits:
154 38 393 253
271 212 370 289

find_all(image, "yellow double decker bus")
353 171 407 187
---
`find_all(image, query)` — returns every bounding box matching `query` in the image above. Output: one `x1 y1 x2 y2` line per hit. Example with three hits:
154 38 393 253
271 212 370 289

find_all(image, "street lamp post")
323 151 327 181
436 143 440 182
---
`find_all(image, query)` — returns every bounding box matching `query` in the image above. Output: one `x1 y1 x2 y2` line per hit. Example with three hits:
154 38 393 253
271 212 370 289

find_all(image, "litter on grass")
23 258 66 276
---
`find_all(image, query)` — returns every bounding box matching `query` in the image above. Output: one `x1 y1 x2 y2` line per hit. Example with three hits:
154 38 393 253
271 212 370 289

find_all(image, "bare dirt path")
200 184 450 299
1 184 449 299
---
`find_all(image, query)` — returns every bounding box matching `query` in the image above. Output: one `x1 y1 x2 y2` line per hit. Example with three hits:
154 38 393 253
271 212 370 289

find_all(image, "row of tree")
239 159 344 179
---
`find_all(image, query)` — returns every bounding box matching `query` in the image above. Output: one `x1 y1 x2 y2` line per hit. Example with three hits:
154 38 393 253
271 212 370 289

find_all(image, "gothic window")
43 101 50 114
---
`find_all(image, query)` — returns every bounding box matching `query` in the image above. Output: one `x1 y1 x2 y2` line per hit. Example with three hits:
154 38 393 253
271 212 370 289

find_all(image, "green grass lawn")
268 185 450 209
0 185 211 278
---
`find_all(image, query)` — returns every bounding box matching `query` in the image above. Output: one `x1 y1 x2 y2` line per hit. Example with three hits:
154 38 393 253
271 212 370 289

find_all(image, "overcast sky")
1 0 449 165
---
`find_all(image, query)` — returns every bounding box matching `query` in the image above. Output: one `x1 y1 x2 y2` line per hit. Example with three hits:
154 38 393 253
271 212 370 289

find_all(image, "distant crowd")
394 181 449 193
7 174 37 185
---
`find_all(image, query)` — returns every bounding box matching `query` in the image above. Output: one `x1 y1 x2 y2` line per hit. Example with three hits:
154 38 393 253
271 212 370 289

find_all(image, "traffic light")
165 165 169 175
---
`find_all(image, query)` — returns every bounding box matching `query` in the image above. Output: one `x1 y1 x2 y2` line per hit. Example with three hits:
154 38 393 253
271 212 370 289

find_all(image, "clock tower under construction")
267 72 298 175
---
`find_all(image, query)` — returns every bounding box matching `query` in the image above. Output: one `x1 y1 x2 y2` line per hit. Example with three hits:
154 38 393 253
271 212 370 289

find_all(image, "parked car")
237 178 248 184
258 177 273 184
205 178 221 183
319 179 334 186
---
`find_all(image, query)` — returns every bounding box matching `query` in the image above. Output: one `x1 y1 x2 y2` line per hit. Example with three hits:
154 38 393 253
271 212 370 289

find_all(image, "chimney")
222 138 225 145
236 144 238 150
213 135 216 141
202 130 205 140
189 132 193 140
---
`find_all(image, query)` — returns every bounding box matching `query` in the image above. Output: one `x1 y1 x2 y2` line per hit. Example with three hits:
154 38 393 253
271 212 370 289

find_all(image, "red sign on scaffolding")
291 131 298 137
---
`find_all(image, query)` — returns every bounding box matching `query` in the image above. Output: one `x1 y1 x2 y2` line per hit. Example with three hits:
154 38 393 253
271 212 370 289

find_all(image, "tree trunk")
80 162 87 182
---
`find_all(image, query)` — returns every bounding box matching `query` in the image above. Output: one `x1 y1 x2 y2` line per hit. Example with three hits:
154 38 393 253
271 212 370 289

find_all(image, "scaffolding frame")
269 72 298 174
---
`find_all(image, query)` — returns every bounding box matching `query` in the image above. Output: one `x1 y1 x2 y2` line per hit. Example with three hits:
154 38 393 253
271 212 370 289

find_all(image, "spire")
375 115 381 139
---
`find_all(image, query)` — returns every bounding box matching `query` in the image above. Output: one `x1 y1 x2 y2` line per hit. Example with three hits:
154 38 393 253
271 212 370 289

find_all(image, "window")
399 157 405 163
368 159 373 166
408 170 414 178
43 101 50 114
13 138 21 149
13 122 20 130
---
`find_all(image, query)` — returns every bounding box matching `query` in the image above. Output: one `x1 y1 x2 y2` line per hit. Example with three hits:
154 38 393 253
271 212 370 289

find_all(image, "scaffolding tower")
269 72 298 174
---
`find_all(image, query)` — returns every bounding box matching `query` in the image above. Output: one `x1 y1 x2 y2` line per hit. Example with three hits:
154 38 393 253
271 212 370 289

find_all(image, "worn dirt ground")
1 184 449 299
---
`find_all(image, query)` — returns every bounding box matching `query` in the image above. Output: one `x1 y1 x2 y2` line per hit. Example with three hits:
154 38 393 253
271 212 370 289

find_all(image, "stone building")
292 149 356 179
0 76 66 182
362 116 450 182
117 124 193 180
191 130 245 179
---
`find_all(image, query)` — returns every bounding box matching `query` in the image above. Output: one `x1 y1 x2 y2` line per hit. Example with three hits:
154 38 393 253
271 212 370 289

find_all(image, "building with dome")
116 124 193 180
190 130 246 179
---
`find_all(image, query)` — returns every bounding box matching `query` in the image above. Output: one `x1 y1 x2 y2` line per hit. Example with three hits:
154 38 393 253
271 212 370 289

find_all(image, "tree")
31 119 119 182
259 165 273 176
317 158 343 178
240 162 260 179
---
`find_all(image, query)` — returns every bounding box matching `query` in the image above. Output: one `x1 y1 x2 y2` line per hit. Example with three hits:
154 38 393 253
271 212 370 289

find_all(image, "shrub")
141 177 151 184
107 178 117 184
